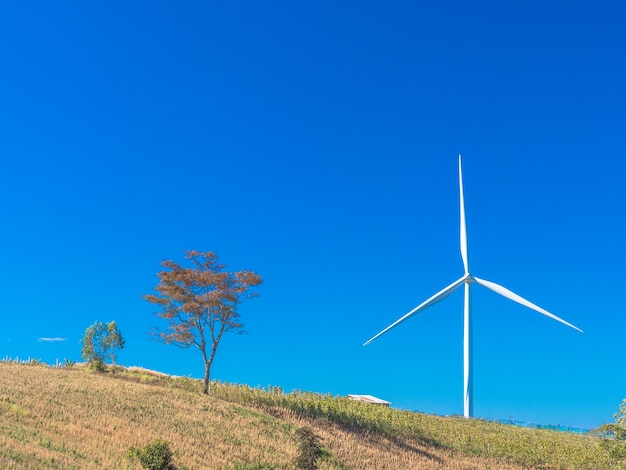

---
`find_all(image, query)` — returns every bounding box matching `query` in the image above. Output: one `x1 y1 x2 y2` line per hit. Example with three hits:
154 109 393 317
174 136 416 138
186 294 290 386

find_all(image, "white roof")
347 394 391 405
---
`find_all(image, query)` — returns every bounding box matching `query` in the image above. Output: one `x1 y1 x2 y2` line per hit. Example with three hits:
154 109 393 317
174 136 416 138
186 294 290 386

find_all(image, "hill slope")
0 362 607 469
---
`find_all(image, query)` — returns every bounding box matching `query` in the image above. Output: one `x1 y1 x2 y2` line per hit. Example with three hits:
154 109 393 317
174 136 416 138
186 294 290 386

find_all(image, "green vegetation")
294 427 323 470
593 399 626 469
127 438 177 470
0 361 618 469
80 320 125 370
209 381 610 469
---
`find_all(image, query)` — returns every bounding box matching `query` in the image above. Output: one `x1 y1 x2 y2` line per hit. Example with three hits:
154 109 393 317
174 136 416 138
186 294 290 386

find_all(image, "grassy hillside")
0 362 611 469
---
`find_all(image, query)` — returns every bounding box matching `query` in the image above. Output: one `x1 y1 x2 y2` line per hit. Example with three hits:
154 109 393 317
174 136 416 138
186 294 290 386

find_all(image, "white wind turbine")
364 155 583 419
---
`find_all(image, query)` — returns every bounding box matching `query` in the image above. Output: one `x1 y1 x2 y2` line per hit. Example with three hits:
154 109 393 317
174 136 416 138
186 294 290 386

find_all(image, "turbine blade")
473 276 583 333
364 275 468 346
459 155 469 274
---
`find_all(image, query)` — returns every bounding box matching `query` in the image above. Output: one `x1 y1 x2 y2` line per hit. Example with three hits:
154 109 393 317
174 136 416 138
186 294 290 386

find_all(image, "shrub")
88 358 106 373
63 358 76 368
294 427 323 470
127 438 176 470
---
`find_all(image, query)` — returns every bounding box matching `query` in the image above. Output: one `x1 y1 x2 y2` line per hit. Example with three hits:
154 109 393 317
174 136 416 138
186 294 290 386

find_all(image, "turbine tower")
364 155 583 419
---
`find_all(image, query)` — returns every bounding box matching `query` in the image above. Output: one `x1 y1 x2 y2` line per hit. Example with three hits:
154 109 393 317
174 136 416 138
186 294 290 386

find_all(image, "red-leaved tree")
144 250 262 394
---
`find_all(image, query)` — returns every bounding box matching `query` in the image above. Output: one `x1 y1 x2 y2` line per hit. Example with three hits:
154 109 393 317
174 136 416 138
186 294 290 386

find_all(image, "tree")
593 399 626 469
144 250 262 395
81 321 125 369
618 399 626 431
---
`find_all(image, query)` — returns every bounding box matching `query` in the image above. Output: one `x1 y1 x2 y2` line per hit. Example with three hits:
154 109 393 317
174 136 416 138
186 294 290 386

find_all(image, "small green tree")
127 439 176 470
81 321 125 369
593 399 626 470
294 427 323 470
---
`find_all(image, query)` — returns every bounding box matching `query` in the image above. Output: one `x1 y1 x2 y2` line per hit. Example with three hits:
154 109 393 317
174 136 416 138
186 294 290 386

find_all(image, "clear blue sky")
1 1 625 429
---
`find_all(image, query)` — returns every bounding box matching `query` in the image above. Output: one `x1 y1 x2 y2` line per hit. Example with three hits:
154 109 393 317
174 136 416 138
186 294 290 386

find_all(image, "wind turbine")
364 155 583 419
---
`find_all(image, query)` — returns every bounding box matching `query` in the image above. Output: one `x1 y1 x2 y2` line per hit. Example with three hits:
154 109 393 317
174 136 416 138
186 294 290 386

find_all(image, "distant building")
347 394 391 407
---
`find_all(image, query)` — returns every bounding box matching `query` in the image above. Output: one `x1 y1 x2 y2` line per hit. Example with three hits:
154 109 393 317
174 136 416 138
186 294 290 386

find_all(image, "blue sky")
1 1 625 429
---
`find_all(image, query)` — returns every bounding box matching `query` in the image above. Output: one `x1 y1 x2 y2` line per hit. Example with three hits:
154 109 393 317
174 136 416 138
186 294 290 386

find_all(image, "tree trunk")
203 363 210 395
202 340 219 395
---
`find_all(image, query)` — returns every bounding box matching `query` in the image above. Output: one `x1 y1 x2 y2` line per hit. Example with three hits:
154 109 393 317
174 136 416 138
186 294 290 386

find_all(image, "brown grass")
0 362 606 469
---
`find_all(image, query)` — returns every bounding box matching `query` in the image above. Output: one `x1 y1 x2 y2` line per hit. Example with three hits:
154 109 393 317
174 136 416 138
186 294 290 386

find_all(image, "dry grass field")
0 362 610 469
